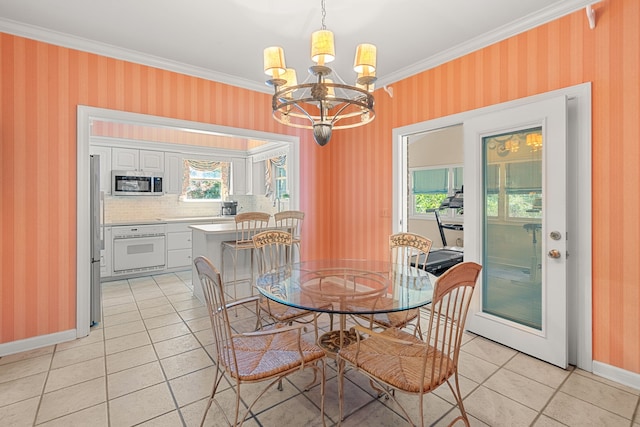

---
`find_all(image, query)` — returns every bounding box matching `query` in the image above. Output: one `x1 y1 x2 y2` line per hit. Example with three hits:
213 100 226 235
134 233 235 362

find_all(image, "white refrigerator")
90 155 102 326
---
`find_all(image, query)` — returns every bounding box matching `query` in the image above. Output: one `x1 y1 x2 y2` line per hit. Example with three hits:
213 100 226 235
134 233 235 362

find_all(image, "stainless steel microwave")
112 170 164 196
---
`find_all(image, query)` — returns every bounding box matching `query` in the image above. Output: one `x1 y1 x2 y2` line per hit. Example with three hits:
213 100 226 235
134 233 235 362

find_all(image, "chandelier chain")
320 0 327 30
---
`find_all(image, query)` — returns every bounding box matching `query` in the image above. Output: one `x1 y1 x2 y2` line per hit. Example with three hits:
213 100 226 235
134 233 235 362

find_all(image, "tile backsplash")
104 194 280 223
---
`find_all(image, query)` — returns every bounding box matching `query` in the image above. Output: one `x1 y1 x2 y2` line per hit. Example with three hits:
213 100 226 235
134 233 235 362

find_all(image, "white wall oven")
112 224 166 275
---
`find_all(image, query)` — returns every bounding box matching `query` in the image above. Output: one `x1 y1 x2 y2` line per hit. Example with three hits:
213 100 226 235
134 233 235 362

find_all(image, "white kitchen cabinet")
89 145 112 194
230 157 247 195
252 160 266 196
140 150 164 172
164 152 183 194
112 148 164 173
166 220 210 269
112 147 138 170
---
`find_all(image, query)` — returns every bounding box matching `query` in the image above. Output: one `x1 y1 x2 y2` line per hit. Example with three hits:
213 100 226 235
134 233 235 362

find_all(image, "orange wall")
325 0 639 373
1 0 639 374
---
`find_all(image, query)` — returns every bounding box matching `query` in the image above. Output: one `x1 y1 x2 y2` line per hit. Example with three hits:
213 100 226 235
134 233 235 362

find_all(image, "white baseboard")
0 329 77 357
592 360 640 391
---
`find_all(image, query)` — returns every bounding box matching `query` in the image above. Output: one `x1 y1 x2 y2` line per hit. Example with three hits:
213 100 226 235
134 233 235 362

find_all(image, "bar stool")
274 210 304 260
220 212 270 302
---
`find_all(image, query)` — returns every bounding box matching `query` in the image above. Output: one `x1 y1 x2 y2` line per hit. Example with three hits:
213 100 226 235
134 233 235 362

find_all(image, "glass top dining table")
255 259 435 314
255 259 436 352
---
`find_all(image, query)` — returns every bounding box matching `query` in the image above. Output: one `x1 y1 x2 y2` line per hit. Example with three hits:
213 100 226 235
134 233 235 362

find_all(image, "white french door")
464 96 568 368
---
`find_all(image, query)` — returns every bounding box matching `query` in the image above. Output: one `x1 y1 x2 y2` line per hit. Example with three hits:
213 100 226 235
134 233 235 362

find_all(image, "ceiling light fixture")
263 0 377 147
526 132 543 152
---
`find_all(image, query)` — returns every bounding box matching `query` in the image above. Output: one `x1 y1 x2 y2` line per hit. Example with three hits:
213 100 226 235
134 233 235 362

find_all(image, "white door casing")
392 83 592 371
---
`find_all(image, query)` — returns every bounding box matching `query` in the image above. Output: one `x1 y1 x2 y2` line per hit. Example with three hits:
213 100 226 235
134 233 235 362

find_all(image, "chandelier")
526 132 543 152
263 0 377 146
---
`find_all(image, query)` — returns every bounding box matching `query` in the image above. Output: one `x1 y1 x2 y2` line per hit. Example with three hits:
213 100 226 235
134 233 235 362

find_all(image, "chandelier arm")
326 101 367 126
274 96 373 117
288 99 317 123
272 110 376 130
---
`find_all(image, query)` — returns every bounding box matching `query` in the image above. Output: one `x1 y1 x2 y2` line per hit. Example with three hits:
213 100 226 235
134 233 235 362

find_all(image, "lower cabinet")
167 221 210 269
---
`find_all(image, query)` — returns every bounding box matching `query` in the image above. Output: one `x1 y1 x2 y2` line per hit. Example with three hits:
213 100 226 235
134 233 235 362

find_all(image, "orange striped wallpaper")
325 0 639 373
1 0 639 374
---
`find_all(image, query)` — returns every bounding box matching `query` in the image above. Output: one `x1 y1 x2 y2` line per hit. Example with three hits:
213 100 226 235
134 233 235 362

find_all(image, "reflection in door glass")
482 127 543 330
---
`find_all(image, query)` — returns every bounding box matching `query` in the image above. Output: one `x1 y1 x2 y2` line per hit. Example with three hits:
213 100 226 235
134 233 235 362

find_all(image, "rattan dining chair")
355 232 433 338
274 210 305 260
252 230 321 335
220 212 270 303
194 256 326 427
337 261 482 427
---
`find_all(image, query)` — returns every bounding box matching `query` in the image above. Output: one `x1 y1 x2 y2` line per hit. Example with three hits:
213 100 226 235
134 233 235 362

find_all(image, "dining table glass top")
255 259 435 314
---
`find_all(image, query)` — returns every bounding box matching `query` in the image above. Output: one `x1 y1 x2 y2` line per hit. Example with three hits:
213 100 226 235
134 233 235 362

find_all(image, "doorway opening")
392 83 592 371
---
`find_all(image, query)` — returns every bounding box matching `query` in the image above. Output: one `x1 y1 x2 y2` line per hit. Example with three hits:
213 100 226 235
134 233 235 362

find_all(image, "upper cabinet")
112 148 164 173
140 150 165 172
164 152 183 195
230 157 247 195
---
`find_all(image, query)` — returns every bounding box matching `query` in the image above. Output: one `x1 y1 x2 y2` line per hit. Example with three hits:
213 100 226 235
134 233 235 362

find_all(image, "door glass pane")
482 127 543 329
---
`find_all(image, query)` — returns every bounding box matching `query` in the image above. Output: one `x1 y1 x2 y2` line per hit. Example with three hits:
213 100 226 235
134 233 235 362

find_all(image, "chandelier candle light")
263 0 377 146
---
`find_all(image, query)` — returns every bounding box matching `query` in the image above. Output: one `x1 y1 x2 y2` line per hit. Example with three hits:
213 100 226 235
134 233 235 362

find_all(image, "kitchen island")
190 222 250 304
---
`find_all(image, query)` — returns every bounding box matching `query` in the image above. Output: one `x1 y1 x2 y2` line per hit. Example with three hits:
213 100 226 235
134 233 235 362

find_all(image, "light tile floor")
1 271 639 426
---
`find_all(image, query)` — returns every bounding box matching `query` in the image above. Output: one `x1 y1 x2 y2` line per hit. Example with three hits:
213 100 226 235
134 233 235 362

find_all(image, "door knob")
548 249 561 259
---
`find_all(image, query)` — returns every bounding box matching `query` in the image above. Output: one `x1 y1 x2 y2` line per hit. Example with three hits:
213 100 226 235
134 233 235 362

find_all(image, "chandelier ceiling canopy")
263 0 377 147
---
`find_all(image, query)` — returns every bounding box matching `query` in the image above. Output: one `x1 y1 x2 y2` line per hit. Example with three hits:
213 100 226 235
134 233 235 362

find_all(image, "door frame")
76 106 301 339
392 82 592 370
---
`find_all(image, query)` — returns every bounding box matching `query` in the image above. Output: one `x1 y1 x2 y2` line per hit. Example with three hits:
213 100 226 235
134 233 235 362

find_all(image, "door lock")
550 231 562 240
548 249 561 259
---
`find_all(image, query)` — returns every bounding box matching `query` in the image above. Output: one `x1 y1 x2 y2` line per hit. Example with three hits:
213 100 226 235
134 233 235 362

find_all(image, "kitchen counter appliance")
112 170 164 196
112 224 167 274
221 201 237 216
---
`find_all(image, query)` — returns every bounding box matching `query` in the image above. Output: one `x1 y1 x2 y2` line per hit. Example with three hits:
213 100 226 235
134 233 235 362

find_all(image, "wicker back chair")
220 212 270 302
252 230 319 333
194 256 326 427
356 233 433 338
274 210 305 259
337 261 482 427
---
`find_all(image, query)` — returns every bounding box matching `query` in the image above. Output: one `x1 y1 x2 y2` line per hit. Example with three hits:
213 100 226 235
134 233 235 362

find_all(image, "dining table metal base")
317 329 360 355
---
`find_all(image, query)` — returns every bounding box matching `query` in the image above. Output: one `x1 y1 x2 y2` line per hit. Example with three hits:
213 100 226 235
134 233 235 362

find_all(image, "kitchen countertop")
156 216 236 223
105 220 168 227
190 222 281 234
105 216 235 226
190 222 238 234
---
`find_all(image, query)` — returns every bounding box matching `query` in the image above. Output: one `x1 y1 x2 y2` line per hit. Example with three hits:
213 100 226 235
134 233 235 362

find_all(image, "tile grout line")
31 343 56 426
139 275 188 427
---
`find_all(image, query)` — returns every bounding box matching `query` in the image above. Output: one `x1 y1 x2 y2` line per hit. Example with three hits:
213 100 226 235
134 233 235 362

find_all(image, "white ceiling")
0 0 596 93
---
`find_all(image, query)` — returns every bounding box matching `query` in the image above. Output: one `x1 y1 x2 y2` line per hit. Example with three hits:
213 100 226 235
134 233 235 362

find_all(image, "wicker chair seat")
339 328 454 393
368 308 420 329
259 300 312 323
350 295 421 330
224 327 325 381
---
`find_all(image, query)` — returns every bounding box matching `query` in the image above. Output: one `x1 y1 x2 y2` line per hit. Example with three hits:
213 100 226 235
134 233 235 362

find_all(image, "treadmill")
415 190 464 276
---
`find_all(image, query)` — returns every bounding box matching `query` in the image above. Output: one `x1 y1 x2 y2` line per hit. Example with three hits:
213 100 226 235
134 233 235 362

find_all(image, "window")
411 166 463 217
484 160 542 220
275 165 288 198
181 159 230 201
265 155 287 200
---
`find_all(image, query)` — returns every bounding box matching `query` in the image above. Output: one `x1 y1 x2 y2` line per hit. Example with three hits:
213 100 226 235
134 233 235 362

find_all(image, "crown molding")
1 0 599 93
0 17 269 94
376 0 601 88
